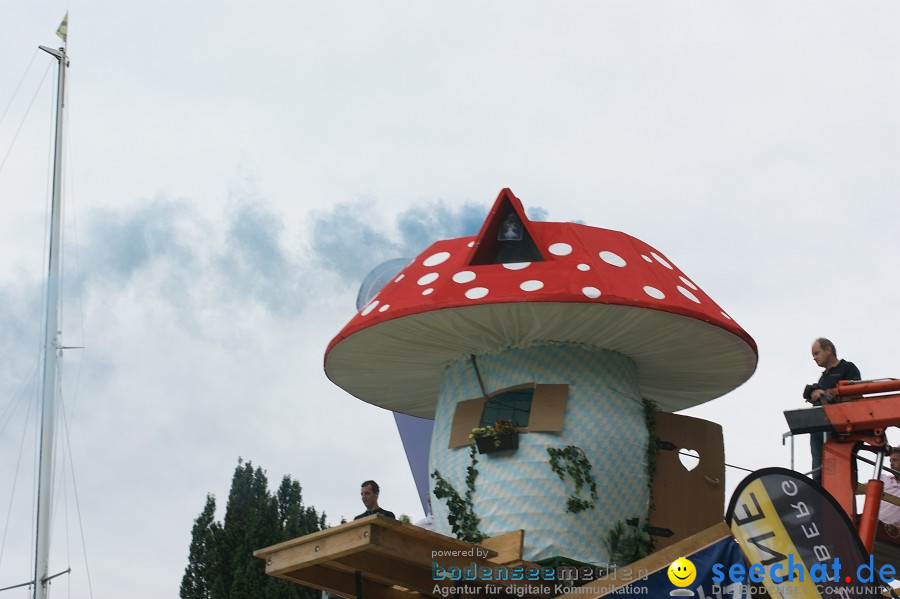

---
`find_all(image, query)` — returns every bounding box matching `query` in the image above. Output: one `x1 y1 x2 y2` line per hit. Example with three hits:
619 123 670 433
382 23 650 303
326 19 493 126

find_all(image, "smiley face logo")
667 557 697 588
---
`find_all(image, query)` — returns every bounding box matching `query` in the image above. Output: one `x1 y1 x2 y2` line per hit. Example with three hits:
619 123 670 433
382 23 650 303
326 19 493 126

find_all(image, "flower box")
475 432 519 454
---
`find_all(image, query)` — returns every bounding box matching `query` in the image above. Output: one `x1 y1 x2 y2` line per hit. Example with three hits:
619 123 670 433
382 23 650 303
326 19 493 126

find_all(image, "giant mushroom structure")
325 189 756 564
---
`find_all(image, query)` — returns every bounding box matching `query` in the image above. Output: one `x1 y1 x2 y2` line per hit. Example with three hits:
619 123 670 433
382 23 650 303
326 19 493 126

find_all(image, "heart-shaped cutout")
679 448 700 472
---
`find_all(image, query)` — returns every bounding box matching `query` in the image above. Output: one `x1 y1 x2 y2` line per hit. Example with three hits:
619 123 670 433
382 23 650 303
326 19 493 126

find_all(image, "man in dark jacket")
803 337 860 483
354 480 396 520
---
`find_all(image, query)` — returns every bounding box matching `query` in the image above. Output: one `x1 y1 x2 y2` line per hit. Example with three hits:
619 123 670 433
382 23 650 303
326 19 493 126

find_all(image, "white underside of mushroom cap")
325 302 757 418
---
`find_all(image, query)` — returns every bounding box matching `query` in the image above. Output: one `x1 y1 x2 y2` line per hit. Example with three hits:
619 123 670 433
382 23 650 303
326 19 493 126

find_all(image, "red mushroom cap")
325 189 757 417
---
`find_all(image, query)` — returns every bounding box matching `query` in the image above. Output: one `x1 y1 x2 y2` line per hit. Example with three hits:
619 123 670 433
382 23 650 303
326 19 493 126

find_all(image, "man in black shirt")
803 337 861 483
354 480 396 520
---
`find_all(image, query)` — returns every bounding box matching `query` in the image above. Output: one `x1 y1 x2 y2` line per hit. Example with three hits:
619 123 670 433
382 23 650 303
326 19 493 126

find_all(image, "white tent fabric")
327 302 757 418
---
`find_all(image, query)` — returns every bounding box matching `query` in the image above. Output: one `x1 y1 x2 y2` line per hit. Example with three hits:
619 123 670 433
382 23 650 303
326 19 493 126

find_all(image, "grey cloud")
526 207 549 222
393 201 486 255
84 197 198 280
311 198 550 289
77 195 303 325
218 202 303 315
0 281 42 387
310 200 402 283
62 193 549 329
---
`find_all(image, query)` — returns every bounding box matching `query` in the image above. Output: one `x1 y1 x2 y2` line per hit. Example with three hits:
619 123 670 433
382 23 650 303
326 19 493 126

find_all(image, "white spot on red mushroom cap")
453 271 476 283
651 252 673 270
417 272 439 286
599 251 626 267
378 304 390 312
582 287 601 299
422 288 434 296
641 255 652 263
678 286 700 303
577 263 590 271
520 280 544 292
423 252 451 267
467 241 475 248
394 274 405 283
503 262 530 270
361 300 379 315
548 243 572 256
644 286 665 299
679 276 698 291
465 287 489 300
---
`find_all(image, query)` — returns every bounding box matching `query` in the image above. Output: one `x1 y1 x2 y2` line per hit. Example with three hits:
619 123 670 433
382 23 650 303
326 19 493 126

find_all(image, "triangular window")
469 191 545 266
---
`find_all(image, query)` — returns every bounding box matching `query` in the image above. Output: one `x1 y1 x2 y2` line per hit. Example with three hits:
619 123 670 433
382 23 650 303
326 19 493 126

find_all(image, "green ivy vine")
547 445 598 514
431 445 486 543
603 517 654 566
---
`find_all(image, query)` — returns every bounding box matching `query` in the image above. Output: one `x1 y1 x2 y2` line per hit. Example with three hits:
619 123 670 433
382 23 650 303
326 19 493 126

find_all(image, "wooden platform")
254 516 552 599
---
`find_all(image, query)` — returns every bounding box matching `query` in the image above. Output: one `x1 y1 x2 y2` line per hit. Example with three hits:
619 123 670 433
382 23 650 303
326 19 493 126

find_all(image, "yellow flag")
56 12 68 42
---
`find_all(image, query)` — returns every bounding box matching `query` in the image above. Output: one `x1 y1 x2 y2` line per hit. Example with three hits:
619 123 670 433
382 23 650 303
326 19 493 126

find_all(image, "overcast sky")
1 2 899 598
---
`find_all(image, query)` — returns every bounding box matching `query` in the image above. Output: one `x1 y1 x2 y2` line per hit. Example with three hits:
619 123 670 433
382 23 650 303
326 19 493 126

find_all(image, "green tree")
181 459 325 599
180 494 221 599
218 461 273 599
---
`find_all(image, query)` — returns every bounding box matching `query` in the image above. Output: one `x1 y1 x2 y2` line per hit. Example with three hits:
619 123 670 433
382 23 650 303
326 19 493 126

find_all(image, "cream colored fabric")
326 302 756 418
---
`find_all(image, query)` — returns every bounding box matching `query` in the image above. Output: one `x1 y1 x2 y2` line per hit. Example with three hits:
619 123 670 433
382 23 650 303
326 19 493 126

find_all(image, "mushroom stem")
430 342 650 564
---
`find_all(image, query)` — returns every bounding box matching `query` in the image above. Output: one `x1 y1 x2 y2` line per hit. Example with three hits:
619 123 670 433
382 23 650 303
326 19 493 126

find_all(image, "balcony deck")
254 516 550 599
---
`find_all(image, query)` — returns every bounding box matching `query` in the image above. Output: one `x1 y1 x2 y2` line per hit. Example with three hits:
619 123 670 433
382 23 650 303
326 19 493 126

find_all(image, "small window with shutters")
480 386 533 428
448 384 568 448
